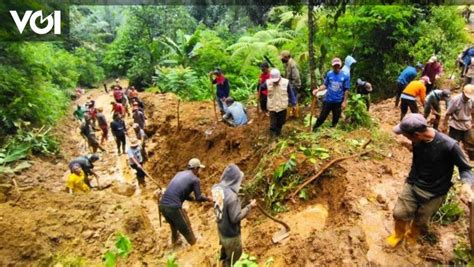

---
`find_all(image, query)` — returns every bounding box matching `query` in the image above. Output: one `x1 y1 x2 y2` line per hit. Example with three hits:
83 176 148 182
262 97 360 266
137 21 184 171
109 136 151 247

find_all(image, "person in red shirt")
422 56 443 94
111 101 125 117
257 62 270 114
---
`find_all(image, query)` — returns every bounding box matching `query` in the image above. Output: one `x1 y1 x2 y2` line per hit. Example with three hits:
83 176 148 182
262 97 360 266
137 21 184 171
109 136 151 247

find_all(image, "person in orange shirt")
400 76 431 121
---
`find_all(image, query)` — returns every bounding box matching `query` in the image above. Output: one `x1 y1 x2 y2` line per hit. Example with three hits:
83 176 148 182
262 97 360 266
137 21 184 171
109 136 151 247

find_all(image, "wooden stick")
309 95 316 132
143 169 160 186
12 178 21 202
288 150 371 201
209 77 218 122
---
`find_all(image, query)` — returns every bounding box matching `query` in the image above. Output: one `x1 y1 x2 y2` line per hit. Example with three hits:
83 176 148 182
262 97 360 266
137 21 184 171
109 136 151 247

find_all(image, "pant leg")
176 208 196 245
219 233 243 267
159 205 179 243
400 99 409 120
269 111 278 137
131 164 146 186
331 102 342 127
260 95 268 112
393 183 419 222
423 104 431 119
408 99 419 114
314 102 332 130
119 134 126 153
217 98 225 114
414 194 445 230
275 109 287 136
395 82 405 107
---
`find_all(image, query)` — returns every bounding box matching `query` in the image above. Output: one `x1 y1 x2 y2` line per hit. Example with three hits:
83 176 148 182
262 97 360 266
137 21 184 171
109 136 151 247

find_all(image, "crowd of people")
62 47 474 265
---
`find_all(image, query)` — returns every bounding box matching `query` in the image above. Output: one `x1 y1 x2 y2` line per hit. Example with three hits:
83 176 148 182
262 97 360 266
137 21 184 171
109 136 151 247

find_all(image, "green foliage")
432 189 464 225
154 66 209 101
267 153 301 212
342 94 372 130
166 253 179 267
73 47 105 87
40 253 87 267
103 233 132 267
453 241 474 265
234 253 259 267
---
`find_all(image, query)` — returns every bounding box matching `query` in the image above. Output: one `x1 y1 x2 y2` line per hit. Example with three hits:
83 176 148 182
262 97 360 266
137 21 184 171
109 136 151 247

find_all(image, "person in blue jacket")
312 57 350 131
395 64 423 107
341 55 357 80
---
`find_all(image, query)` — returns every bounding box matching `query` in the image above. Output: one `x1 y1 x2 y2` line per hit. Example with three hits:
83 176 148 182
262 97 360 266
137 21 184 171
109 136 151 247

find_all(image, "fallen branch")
288 150 371 201
12 178 21 203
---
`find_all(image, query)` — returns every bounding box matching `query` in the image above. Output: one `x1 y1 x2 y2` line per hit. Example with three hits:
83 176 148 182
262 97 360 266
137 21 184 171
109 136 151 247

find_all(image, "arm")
341 75 351 109
291 64 302 88
452 143 473 185
227 198 252 224
193 180 209 202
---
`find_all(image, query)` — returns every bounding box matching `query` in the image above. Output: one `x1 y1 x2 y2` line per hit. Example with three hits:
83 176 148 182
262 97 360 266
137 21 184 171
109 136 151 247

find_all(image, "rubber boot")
386 220 408 247
405 223 421 247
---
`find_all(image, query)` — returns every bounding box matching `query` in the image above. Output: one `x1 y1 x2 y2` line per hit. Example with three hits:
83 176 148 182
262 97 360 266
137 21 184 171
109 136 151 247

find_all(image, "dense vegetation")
0 4 469 151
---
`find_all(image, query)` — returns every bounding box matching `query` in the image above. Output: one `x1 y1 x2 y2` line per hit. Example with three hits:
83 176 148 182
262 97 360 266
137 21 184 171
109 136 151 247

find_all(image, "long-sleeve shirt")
402 80 426 104
132 109 146 129
422 62 443 84
424 89 449 110
397 66 417 86
223 102 248 126
407 131 473 196
446 94 473 131
160 170 207 208
110 119 126 137
284 58 301 89
213 78 230 99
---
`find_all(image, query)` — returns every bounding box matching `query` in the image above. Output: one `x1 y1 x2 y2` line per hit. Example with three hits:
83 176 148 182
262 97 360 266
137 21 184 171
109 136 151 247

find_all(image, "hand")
312 88 318 96
250 199 257 207
341 101 347 110
439 125 447 133
460 183 473 203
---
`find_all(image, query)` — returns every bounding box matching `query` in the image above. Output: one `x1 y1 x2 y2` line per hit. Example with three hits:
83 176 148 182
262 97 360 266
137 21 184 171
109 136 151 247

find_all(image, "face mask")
281 58 288 63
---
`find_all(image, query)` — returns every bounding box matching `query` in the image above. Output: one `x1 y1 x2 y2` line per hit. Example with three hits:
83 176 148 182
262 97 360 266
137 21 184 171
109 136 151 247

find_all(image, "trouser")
360 94 370 111
423 103 441 129
130 163 146 186
83 173 92 188
87 136 105 153
217 98 226 114
393 183 444 232
159 205 196 245
395 82 406 107
400 98 418 120
259 94 268 112
449 127 469 143
114 134 126 153
313 102 342 130
219 233 243 267
269 109 287 137
99 124 108 142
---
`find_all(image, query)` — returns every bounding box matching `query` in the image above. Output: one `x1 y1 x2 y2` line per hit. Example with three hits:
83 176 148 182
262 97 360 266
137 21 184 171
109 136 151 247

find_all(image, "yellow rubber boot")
386 220 408 247
405 223 421 247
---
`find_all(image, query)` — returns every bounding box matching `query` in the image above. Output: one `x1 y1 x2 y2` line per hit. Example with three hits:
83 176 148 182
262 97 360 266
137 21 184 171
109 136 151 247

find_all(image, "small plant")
103 233 132 267
234 253 259 267
432 189 464 225
342 94 372 130
453 241 474 265
267 154 302 212
166 253 179 267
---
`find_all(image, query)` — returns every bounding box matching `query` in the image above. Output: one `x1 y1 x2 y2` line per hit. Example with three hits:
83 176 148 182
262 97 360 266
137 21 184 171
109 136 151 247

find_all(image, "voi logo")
9 10 61 35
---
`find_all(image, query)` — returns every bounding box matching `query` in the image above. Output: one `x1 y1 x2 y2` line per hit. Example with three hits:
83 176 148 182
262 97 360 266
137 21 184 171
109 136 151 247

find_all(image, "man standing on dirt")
96 107 108 146
127 138 146 187
159 158 210 246
423 89 450 130
133 123 147 158
212 164 256 267
257 62 270 115
312 57 350 131
80 114 106 153
210 69 230 115
399 76 431 121
110 114 127 154
111 101 125 118
441 85 474 144
387 113 473 248
132 103 146 130
395 64 423 108
422 56 443 94
222 97 248 127
280 50 302 101
259 68 297 137
68 154 101 189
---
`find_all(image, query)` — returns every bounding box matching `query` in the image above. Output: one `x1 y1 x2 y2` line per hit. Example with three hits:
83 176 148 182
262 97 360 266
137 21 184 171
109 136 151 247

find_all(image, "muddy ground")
0 82 471 266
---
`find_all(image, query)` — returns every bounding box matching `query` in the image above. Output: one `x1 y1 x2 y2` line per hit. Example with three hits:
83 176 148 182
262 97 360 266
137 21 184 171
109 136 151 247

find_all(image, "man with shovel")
127 138 146 187
159 158 210 246
212 164 256 267
387 113 473 248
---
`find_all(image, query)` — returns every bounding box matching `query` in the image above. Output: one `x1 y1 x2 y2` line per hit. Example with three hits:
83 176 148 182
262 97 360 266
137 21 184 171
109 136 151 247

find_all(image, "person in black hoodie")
212 164 256 267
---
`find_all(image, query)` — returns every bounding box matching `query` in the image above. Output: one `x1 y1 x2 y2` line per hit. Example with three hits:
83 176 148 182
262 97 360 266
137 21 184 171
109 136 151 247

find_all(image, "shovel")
256 203 291 243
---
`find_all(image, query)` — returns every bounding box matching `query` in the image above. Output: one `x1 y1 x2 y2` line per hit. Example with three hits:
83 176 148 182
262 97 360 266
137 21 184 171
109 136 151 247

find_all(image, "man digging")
387 113 473 248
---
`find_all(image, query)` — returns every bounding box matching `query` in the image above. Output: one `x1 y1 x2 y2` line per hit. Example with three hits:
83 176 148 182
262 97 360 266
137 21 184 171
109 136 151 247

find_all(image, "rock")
111 182 136 197
82 230 94 240
376 194 386 204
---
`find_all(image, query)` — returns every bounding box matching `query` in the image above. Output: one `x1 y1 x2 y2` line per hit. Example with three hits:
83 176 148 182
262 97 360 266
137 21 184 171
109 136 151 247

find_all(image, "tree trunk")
308 0 317 131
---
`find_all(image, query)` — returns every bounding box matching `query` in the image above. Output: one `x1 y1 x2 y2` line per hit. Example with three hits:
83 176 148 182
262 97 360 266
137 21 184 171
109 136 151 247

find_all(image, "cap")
87 154 100 162
420 76 431 85
270 68 281 83
71 163 81 171
188 158 205 169
212 68 222 74
428 56 437 63
441 89 451 98
393 113 428 135
225 97 234 105
279 50 291 58
331 57 342 67
463 84 474 99
130 138 140 147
